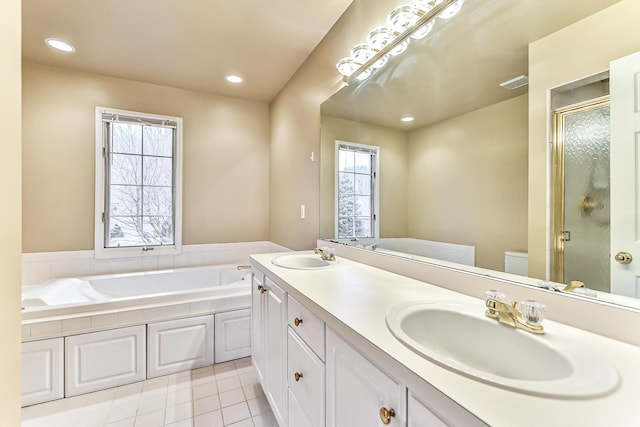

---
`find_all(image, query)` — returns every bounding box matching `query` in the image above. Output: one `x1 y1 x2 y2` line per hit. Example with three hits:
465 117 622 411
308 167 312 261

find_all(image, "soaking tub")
21 263 254 405
21 263 252 320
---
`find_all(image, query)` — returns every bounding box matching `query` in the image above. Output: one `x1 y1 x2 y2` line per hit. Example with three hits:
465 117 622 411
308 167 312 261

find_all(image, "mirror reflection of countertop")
250 251 640 427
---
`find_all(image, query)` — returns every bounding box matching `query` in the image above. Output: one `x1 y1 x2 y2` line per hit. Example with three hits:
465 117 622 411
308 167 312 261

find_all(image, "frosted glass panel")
563 104 610 292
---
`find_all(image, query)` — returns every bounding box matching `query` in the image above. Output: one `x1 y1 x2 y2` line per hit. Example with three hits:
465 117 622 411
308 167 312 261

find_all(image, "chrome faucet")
313 247 336 261
485 290 545 335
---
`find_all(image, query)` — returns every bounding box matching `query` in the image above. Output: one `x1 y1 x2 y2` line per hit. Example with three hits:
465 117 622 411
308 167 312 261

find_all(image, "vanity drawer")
287 327 325 427
288 295 325 360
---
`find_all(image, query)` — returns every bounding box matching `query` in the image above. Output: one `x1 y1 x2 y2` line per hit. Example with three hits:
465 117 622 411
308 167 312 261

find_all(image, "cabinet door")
147 315 214 378
288 328 325 427
408 393 448 427
326 328 407 427
251 270 265 383
215 309 251 363
264 276 288 427
66 325 146 397
22 338 64 406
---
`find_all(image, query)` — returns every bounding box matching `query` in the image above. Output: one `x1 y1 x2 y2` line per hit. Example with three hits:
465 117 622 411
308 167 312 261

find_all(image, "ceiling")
22 0 353 102
321 0 622 130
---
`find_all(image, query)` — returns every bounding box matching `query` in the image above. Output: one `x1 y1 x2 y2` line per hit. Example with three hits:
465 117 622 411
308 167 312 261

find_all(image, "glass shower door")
552 97 610 292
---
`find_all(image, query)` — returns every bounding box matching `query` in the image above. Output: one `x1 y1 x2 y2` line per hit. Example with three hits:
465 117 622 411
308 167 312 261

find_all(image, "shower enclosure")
552 96 611 292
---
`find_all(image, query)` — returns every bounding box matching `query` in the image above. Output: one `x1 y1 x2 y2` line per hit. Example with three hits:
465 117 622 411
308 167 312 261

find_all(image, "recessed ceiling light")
225 75 244 84
401 116 415 122
45 38 75 53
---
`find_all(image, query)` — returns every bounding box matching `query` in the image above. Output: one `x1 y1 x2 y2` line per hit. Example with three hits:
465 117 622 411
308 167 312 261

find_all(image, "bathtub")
21 263 251 321
21 263 254 405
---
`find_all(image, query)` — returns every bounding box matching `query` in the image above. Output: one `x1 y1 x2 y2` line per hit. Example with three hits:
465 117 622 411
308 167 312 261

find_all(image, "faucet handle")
485 290 506 304
519 300 546 325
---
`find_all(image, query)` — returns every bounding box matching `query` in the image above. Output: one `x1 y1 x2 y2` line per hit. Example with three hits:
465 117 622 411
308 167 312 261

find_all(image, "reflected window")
95 107 182 258
336 141 378 239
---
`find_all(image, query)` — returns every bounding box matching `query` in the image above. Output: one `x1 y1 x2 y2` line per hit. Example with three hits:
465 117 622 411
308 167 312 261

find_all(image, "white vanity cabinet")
287 295 325 427
252 270 288 426
408 393 448 427
326 327 407 427
251 271 265 383
147 315 214 378
21 337 64 406
65 325 146 397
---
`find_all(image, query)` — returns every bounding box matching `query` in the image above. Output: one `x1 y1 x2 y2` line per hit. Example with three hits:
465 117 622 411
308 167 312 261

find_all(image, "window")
335 141 379 239
95 107 182 258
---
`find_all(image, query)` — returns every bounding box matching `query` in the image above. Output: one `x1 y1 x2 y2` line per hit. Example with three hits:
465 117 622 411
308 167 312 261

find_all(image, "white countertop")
250 251 640 427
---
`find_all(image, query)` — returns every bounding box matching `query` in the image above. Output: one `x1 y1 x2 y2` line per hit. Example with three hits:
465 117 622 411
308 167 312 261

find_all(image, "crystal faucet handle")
485 290 506 304
519 300 546 325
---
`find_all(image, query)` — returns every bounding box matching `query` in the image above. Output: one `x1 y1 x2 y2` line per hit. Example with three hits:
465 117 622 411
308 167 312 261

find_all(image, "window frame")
334 140 380 240
94 106 183 259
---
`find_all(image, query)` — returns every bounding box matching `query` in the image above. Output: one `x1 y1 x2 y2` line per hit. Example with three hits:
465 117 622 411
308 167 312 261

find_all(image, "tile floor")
22 357 278 427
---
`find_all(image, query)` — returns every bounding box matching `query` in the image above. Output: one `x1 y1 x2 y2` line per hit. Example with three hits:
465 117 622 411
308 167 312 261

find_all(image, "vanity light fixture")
336 0 464 84
45 38 75 53
225 74 244 84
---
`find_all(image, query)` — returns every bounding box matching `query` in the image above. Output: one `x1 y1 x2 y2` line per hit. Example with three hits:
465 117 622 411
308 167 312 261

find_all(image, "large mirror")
320 0 640 309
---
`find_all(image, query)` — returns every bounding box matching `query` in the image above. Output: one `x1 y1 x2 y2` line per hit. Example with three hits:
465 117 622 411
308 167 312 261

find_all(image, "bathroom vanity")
250 252 640 427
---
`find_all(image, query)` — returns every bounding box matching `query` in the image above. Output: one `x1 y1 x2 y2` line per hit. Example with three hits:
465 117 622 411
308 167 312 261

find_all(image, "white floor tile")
221 402 251 425
21 359 268 427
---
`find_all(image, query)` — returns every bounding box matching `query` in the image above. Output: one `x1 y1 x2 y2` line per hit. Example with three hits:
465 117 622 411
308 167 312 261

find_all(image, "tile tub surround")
22 241 289 287
22 358 278 427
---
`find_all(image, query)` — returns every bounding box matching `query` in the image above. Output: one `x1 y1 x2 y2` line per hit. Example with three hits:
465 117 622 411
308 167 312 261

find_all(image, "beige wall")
320 115 408 239
269 0 400 250
0 0 23 421
22 62 270 252
528 0 640 278
408 95 528 271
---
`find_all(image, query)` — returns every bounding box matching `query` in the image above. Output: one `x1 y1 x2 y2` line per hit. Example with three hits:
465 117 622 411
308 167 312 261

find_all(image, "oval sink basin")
272 254 339 270
386 302 619 398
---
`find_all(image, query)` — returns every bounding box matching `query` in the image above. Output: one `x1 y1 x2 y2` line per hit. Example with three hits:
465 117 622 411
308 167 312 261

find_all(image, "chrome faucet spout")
313 247 336 261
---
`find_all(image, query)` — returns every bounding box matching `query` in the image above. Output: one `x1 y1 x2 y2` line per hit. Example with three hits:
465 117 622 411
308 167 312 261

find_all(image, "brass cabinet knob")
379 407 396 425
294 317 303 327
294 372 303 382
615 251 633 264
257 285 264 292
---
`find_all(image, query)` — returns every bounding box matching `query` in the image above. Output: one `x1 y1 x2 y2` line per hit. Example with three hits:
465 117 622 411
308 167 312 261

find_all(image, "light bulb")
336 58 360 77
351 43 387 69
434 0 465 19
367 27 409 57
388 5 434 40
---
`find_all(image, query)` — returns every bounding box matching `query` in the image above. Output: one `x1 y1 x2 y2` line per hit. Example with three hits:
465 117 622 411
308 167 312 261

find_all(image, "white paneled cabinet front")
147 315 214 378
22 338 64 406
326 327 407 427
251 269 288 426
214 309 251 363
408 393 448 427
65 325 146 397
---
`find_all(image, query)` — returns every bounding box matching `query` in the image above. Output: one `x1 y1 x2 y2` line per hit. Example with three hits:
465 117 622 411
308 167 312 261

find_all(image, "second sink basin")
386 302 619 398
271 253 339 270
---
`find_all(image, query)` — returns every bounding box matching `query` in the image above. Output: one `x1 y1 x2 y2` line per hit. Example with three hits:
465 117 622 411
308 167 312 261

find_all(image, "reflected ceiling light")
225 75 244 84
401 116 415 122
336 0 464 83
45 38 75 52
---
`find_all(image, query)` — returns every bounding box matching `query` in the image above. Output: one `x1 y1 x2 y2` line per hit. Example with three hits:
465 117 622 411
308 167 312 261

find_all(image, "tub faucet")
314 247 336 261
484 290 545 335
563 280 584 292
237 265 252 270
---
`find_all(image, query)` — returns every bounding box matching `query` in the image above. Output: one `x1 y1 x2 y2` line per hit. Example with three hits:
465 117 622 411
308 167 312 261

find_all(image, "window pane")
143 157 173 186
356 196 371 217
355 174 371 195
107 216 142 247
338 172 354 195
112 122 142 154
338 217 354 238
109 185 141 216
143 217 174 245
143 187 173 216
110 154 141 185
354 217 372 237
354 152 371 174
339 150 355 172
144 126 173 157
